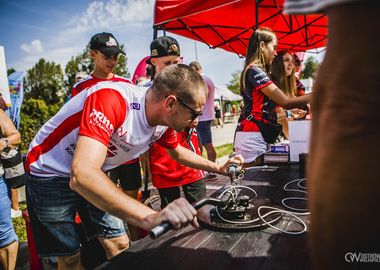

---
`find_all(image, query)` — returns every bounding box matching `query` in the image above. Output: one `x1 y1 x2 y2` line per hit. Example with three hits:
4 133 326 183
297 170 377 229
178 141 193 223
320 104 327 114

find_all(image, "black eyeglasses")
165 95 202 121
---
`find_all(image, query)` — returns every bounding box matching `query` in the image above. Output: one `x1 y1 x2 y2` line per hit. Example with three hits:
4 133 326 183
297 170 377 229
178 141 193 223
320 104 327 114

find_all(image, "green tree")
300 56 319 79
7 68 16 76
18 98 61 151
64 43 93 94
227 70 241 95
113 44 130 78
19 99 48 150
24 59 65 105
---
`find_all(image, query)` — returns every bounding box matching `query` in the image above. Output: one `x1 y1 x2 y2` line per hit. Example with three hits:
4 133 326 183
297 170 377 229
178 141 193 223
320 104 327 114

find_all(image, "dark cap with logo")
90 32 125 56
146 36 180 64
293 54 302 65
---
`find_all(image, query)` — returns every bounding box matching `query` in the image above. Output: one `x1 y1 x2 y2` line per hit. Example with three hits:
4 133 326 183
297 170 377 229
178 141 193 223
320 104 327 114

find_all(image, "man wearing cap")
25 64 243 269
71 32 132 98
144 36 181 86
140 36 182 191
293 54 302 74
293 54 309 118
71 32 143 248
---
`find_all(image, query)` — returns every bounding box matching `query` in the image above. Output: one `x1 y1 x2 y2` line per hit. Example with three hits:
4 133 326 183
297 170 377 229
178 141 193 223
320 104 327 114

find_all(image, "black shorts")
157 179 206 209
108 162 142 191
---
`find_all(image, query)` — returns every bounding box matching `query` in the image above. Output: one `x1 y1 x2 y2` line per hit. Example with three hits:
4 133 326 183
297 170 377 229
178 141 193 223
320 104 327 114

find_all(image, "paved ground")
210 118 238 147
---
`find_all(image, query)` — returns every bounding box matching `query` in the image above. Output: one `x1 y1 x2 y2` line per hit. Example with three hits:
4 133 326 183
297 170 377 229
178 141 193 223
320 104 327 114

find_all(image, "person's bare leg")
10 189 19 211
242 155 263 168
123 189 141 241
203 143 216 162
98 235 129 260
57 251 85 270
0 241 18 270
308 2 380 268
140 150 152 183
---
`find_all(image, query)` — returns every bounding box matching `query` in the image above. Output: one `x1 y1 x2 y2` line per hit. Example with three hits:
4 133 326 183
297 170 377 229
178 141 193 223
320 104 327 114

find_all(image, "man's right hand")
150 198 199 231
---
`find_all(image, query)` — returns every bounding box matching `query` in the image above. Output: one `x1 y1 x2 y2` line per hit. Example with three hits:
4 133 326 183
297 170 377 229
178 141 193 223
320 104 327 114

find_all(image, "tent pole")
220 96 224 124
151 25 158 80
153 25 158 40
256 0 259 29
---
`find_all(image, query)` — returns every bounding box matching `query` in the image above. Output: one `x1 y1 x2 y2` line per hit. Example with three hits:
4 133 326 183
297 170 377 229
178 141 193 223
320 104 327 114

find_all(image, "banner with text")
8 71 24 130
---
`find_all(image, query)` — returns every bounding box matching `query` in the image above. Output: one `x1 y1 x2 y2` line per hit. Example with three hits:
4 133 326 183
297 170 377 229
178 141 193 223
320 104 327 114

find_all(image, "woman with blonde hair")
234 27 311 167
270 50 307 139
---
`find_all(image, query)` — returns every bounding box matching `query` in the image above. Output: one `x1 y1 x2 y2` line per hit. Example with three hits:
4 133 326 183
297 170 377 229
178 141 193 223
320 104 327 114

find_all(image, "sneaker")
11 208 22 218
205 173 217 180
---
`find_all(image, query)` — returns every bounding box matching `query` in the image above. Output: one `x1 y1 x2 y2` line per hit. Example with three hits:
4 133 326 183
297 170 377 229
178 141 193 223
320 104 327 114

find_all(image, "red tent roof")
154 0 328 57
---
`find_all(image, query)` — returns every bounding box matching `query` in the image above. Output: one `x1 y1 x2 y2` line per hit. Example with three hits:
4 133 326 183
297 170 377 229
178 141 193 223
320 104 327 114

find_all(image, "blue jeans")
196 120 213 145
25 173 125 257
0 176 18 247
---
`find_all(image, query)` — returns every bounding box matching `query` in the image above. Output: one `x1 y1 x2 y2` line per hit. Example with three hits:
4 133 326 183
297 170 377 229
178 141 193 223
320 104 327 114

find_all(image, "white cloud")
46 0 155 74
57 0 154 43
11 0 155 75
20 40 44 54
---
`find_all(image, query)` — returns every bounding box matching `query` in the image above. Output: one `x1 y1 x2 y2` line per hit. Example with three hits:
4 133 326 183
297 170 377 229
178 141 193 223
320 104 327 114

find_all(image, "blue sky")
0 0 324 86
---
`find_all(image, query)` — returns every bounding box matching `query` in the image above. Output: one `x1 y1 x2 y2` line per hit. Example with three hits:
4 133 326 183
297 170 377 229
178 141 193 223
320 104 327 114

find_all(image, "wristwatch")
1 138 9 148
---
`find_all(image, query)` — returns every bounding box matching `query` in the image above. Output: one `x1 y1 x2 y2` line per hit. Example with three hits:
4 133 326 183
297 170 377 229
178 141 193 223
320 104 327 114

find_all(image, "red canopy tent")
153 0 328 57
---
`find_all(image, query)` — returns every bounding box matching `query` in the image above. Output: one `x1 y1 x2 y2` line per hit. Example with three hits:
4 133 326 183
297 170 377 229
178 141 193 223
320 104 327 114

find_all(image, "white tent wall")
214 85 242 101
213 85 242 122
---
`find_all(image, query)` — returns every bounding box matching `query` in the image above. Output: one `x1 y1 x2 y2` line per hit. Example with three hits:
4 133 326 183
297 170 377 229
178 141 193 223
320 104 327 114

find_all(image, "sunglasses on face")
165 95 202 121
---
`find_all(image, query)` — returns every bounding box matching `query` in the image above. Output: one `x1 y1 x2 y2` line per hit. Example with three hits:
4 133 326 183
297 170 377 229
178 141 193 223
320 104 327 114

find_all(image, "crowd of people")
22 33 243 270
2 0 378 269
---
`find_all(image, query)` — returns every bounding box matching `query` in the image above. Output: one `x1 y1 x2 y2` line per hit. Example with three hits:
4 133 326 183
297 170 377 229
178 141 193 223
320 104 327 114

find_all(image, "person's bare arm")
261 84 311 110
0 109 21 151
70 135 198 230
166 145 244 175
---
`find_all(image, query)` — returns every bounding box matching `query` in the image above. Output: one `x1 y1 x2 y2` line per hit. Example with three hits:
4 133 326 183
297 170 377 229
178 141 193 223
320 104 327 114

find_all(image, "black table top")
96 164 311 270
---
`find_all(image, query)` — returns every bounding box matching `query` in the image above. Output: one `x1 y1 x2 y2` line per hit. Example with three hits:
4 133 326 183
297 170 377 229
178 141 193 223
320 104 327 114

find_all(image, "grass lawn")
12 203 27 242
202 143 234 160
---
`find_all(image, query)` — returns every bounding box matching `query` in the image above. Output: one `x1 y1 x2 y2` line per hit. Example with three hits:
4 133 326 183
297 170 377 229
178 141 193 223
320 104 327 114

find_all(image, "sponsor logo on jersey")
106 37 118 47
254 72 263 78
131 103 140 110
256 78 270 85
149 130 164 147
117 127 141 146
65 143 76 157
106 143 118 157
89 109 114 137
110 137 130 153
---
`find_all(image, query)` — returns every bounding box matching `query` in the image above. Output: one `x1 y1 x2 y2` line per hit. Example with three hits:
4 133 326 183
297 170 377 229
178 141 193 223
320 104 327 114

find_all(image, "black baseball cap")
146 36 180 64
293 54 302 65
90 32 125 56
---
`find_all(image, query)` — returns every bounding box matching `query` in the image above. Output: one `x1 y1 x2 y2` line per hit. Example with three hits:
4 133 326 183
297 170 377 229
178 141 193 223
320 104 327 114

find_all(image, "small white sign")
289 120 311 162
0 46 11 106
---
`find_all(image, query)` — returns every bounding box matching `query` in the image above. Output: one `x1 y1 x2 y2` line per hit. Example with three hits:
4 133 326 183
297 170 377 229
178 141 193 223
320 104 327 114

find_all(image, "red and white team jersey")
150 128 205 188
236 65 277 132
26 81 178 177
72 74 139 166
71 74 132 98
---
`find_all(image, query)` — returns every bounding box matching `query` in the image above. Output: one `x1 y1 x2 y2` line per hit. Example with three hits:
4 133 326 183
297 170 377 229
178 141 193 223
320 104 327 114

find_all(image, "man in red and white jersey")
71 32 141 244
25 64 243 269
